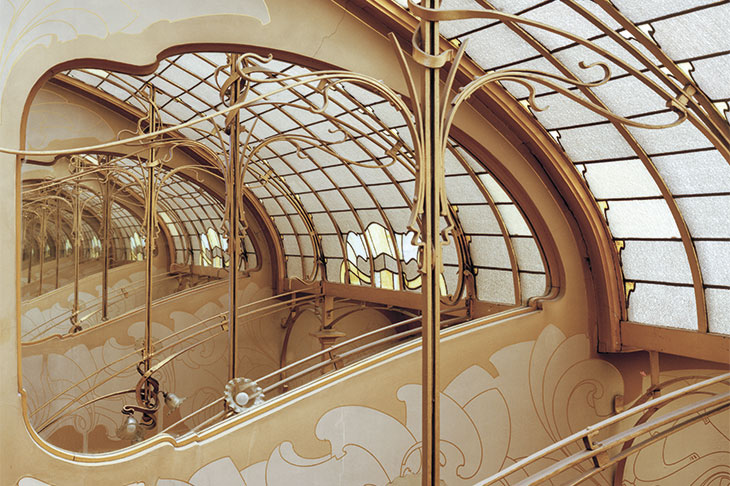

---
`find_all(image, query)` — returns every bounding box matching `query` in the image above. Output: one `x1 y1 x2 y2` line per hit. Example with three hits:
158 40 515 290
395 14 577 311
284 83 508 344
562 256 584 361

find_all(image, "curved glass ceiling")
388 0 730 334
61 52 548 306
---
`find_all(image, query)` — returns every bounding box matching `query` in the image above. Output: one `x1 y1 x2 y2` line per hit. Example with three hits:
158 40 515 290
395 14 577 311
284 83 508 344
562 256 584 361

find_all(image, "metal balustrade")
476 372 730 486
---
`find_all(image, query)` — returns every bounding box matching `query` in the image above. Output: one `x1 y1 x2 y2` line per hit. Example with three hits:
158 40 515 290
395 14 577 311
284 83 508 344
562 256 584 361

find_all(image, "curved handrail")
30 291 321 432
21 256 102 301
28 287 319 420
163 312 464 436
21 272 181 341
611 375 716 486
475 372 730 486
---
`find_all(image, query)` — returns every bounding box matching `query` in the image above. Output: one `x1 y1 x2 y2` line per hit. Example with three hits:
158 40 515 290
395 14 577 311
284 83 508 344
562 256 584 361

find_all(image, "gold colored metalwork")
475 372 730 486
9 0 715 466
222 53 244 382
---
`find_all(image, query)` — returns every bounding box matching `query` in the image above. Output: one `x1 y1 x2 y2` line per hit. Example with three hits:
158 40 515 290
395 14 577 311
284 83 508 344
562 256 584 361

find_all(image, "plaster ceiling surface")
386 0 730 334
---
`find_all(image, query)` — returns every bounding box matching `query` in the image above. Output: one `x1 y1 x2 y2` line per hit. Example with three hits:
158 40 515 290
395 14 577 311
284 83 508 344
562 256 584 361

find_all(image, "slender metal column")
72 179 81 330
226 54 242 381
55 200 60 289
101 159 111 320
38 208 47 296
27 239 33 284
421 2 442 484
143 89 158 373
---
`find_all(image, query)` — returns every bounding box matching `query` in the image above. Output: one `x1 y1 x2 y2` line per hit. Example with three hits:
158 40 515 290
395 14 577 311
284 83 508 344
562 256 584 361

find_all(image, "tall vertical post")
143 88 158 374
101 159 111 320
421 2 442 485
38 208 47 296
226 54 242 381
55 200 60 289
27 239 33 284
72 179 81 330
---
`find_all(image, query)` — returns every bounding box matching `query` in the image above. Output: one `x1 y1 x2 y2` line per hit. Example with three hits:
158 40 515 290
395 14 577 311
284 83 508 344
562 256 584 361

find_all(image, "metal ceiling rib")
62 51 548 305
21 180 146 270
383 0 730 333
105 159 257 271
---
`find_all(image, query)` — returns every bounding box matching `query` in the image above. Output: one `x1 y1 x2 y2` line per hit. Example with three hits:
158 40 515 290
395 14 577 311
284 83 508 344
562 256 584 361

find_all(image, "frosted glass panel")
286 256 303 279
553 42 628 83
652 151 730 195
275 196 296 216
281 174 310 193
695 241 730 287
372 184 408 209
445 150 468 175
470 235 511 269
462 23 539 69
299 171 335 191
358 209 385 229
312 214 337 235
333 212 361 233
302 257 315 278
522 1 610 51
438 0 490 38
520 272 547 302
605 200 680 239
299 236 314 257
299 193 324 212
692 54 730 100
628 283 698 330
442 241 459 265
478 174 511 203
497 206 532 236
475 269 515 304
622 240 692 284
289 215 308 235
558 124 635 162
512 238 544 273
384 208 412 231
259 110 299 132
531 91 604 129
262 199 284 216
326 258 344 283
443 265 460 295
282 235 299 255
342 187 376 208
611 0 717 23
706 289 730 335
272 216 293 235
258 160 292 180
487 0 543 14
676 196 730 238
325 165 360 187
499 57 563 97
583 159 661 199
318 189 349 211
627 114 713 155
321 235 342 257
652 4 730 59
351 165 392 185
456 205 501 235
590 74 668 119
445 175 484 204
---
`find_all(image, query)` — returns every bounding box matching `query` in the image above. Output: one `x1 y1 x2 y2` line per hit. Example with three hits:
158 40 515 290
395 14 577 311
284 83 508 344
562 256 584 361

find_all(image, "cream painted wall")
0 1 725 485
0 0 600 483
21 260 147 340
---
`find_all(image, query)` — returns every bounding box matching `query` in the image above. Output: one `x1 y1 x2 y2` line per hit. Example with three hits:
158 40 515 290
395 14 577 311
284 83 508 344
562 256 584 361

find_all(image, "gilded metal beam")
143 87 158 383
420 2 442 484
225 53 243 381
